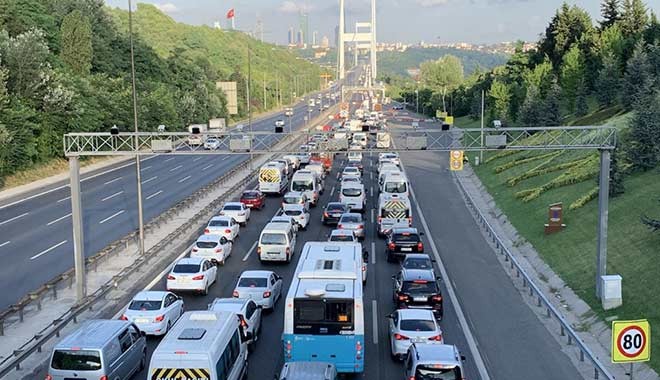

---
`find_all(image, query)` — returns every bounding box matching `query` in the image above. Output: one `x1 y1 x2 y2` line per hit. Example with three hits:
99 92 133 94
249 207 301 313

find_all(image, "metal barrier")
453 173 614 380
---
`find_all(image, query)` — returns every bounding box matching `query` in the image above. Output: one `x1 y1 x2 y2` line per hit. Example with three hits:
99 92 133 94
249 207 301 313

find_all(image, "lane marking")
193 157 202 162
330 186 336 197
103 177 122 185
164 157 175 162
372 300 379 345
242 241 259 262
370 186 374 197
0 212 29 226
57 196 71 203
141 176 157 185
202 164 214 171
99 210 125 224
371 241 376 265
370 208 375 223
409 182 492 380
178 175 191 183
47 213 72 226
30 240 67 260
0 241 10 248
222 156 229 161
169 165 183 172
140 165 152 172
370 172 373 181
101 191 123 202
146 190 163 200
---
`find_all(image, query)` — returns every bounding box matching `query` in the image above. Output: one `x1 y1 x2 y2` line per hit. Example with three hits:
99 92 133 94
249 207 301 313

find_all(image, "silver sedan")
387 309 443 360
337 213 365 240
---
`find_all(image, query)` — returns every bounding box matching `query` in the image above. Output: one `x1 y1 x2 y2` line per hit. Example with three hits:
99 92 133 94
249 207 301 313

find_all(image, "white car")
204 138 220 150
121 291 184 336
270 215 299 233
209 298 262 348
235 123 245 132
220 202 251 226
328 229 358 242
283 191 310 210
275 119 285 127
281 204 310 230
387 309 443 360
191 234 233 265
233 270 284 310
167 257 217 295
204 216 240 241
341 175 362 186
340 166 361 180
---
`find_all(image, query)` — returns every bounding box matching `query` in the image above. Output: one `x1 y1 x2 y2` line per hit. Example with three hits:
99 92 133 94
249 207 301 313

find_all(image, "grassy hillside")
459 111 660 370
378 47 508 78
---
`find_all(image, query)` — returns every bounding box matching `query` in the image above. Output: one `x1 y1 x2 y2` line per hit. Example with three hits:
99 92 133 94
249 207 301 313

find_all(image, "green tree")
600 23 626 66
0 28 52 100
523 58 554 95
488 79 511 122
621 42 652 108
627 91 660 169
539 3 594 69
59 10 93 75
620 0 648 37
575 79 589 117
608 147 625 197
542 82 562 126
560 44 584 113
419 55 464 91
600 0 621 29
518 85 544 127
644 12 660 44
595 52 622 106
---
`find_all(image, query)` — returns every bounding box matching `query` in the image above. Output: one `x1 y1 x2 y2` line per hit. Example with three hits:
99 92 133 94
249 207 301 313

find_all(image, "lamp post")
415 89 419 114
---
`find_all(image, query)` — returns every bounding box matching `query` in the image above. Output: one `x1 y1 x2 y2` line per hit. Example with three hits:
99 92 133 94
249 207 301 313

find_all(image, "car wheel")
139 351 147 371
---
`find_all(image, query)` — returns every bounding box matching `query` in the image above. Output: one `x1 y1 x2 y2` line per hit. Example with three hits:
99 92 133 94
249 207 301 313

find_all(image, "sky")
105 0 660 45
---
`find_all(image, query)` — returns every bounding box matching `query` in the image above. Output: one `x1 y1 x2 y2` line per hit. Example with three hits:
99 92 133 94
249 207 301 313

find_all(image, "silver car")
387 309 443 360
121 291 184 336
337 213 365 240
233 270 283 310
209 298 262 349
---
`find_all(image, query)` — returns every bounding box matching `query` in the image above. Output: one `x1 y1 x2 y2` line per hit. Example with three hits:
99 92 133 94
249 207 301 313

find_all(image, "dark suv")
321 202 350 225
392 268 443 319
385 228 424 262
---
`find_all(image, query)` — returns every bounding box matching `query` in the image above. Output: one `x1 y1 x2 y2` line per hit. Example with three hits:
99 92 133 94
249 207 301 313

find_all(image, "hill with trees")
0 0 322 186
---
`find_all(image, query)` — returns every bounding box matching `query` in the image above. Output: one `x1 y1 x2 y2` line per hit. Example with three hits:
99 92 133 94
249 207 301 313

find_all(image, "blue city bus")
283 242 365 373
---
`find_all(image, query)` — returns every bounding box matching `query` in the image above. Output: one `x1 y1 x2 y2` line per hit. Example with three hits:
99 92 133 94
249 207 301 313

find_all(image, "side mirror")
391 275 396 280
436 276 442 281
461 355 466 361
242 331 254 343
141 331 147 337
220 237 228 244
257 305 263 309
419 232 425 236
362 250 369 261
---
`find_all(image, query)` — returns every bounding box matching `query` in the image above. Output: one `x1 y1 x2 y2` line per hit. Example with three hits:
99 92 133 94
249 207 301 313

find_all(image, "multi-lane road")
0 90 338 309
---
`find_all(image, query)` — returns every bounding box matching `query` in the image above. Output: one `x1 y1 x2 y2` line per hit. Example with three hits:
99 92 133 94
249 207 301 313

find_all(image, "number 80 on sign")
612 320 651 363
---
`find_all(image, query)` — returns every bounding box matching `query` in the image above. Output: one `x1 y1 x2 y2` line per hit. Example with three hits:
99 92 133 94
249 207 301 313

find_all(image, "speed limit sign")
612 320 651 363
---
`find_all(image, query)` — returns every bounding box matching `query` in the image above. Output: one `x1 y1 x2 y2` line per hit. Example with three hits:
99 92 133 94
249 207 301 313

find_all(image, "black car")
392 268 443 319
321 202 350 225
386 228 424 262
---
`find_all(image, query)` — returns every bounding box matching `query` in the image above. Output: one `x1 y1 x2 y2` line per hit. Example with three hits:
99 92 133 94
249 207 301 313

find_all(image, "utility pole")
263 73 267 110
480 89 485 163
596 149 612 298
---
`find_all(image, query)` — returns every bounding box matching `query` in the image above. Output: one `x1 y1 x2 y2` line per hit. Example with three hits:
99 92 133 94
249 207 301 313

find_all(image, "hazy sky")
105 0 660 45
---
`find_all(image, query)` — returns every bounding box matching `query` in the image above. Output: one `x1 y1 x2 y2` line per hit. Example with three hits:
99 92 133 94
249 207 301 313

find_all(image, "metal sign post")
68 157 86 301
596 148 612 298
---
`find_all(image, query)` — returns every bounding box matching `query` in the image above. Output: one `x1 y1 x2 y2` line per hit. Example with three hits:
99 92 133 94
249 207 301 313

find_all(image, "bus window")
293 299 354 334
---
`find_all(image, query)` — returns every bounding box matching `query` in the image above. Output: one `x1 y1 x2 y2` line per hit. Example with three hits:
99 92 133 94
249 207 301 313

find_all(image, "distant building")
321 35 329 49
299 12 309 46
297 29 304 48
288 27 294 45
312 31 318 47
213 21 222 30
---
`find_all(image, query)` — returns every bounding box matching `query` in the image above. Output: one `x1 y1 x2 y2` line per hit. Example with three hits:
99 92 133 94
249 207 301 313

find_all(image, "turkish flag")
226 8 235 19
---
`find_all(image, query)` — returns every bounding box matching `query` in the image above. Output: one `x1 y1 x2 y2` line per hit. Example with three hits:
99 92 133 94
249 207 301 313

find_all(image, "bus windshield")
294 299 354 334
292 180 313 192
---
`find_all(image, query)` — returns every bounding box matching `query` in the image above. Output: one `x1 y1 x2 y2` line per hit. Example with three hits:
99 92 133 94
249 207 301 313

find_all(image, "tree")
600 0 621 29
600 23 626 66
608 147 625 196
60 10 93 75
519 85 544 127
539 3 594 69
541 82 562 126
560 44 584 113
575 79 589 117
419 55 464 91
620 0 648 37
621 42 652 108
0 28 52 100
488 79 511 122
627 90 660 170
523 58 554 95
644 12 660 44
595 52 621 106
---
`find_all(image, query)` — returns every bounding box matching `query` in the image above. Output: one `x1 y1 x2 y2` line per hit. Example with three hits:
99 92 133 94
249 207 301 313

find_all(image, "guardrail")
453 173 614 380
0 106 328 379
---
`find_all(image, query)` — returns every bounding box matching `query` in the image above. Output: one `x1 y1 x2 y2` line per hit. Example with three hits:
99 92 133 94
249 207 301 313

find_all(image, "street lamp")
415 89 419 114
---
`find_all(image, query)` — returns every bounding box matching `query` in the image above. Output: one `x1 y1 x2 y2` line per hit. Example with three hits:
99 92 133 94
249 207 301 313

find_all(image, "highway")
0 89 339 309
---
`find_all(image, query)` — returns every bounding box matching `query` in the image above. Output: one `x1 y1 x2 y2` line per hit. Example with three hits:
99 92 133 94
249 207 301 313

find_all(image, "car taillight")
233 290 239 297
388 242 396 250
204 228 209 234
394 333 409 340
378 216 382 223
100 376 108 380
154 315 164 322
362 265 366 272
417 242 424 251
407 217 413 225
192 247 198 252
214 248 222 253
428 334 442 341
263 290 272 298
356 341 362 360
408 376 416 380
338 224 343 229
257 247 261 255
285 340 293 359
286 247 291 254
432 295 443 302
119 315 128 321
167 275 175 280
192 274 204 280
398 294 409 301
323 212 329 217
45 376 53 380
225 229 231 234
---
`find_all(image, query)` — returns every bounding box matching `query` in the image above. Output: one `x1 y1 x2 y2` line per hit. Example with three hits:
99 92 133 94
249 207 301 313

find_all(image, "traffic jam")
43 102 468 380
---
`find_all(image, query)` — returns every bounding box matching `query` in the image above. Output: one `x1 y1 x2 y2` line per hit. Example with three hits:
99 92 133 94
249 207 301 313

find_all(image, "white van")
259 162 288 195
148 311 250 380
381 171 409 197
257 222 297 263
291 170 323 206
352 132 367 147
339 183 366 212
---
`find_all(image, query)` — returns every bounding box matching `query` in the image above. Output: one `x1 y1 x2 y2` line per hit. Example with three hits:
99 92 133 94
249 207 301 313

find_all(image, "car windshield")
209 219 228 227
292 180 313 191
327 204 346 212
385 182 407 193
394 233 420 242
285 210 303 216
342 188 362 197
402 280 438 294
206 138 217 143
284 195 303 204
173 264 201 273
415 366 461 380
403 258 432 270
238 277 268 288
343 177 360 184
400 318 436 331
330 235 354 242
341 215 361 223
223 205 242 211
261 233 287 245
51 350 101 371
128 299 162 311
242 192 259 199
344 168 359 174
196 241 218 249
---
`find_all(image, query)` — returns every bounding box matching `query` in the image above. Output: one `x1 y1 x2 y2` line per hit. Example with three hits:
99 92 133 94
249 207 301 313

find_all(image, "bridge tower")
337 0 377 83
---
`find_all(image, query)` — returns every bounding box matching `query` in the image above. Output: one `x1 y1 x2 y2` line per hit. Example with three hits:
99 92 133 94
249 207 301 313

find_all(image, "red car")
240 190 265 209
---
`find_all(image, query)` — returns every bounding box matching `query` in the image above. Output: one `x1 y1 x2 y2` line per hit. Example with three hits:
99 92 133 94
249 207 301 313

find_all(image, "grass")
1 157 111 191
454 115 482 129
471 111 660 372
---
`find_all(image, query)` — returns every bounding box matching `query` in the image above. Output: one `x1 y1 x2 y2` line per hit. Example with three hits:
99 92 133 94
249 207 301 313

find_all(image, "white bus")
283 242 365 374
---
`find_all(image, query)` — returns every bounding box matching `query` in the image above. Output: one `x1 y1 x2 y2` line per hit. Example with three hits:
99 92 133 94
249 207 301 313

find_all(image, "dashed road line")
30 240 68 260
146 190 163 200
202 164 214 171
140 166 152 172
57 196 71 203
47 213 72 226
370 186 374 197
142 176 157 185
372 300 379 345
330 186 336 196
0 241 10 248
370 208 375 223
101 191 123 202
0 212 29 226
178 175 191 183
164 157 175 162
103 177 122 185
193 157 202 162
242 241 259 262
371 241 376 264
99 210 125 224
169 165 183 172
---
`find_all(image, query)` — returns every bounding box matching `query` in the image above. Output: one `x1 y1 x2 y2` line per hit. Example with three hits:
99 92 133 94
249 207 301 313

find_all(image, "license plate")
413 297 427 302
332 213 341 217
401 247 412 252
268 252 279 255
178 277 189 283
134 318 150 324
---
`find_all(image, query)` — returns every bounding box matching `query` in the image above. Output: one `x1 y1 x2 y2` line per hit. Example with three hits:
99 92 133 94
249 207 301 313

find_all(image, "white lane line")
371 241 376 264
370 172 373 181
57 196 71 203
202 164 214 171
222 156 229 161
409 183 492 380
372 300 379 345
146 190 163 200
103 177 122 186
99 210 125 224
370 208 375 223
140 165 152 172
242 241 259 262
169 165 183 172
370 186 374 197
0 241 10 248
178 175 191 183
30 240 68 260
0 212 29 226
47 213 72 226
164 157 175 162
330 186 336 197
142 176 157 185
193 157 202 162
101 191 123 202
